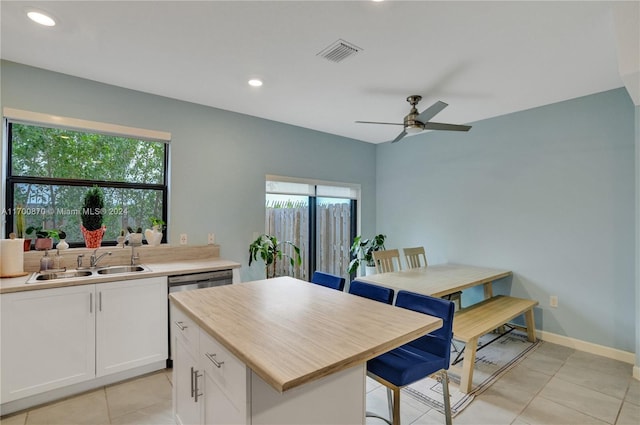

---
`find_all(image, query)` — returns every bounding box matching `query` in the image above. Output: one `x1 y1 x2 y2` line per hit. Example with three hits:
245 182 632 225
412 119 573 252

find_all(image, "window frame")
2 109 171 246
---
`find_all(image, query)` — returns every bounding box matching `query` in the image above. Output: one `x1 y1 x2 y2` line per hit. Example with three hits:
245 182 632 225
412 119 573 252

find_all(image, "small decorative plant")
81 186 105 248
347 234 387 274
15 204 26 238
25 226 60 250
249 234 302 279
149 217 166 230
81 187 105 231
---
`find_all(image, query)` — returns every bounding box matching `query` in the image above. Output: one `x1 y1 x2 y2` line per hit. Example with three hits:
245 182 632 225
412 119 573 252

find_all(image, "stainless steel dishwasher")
167 269 233 367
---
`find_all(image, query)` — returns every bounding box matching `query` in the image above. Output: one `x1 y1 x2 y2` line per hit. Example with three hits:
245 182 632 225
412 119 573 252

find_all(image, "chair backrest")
348 280 394 304
395 290 455 368
403 246 428 269
310 271 346 291
372 249 402 273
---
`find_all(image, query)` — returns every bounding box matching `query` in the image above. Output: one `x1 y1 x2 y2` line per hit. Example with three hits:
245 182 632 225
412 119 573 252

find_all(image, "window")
265 176 359 280
3 109 169 246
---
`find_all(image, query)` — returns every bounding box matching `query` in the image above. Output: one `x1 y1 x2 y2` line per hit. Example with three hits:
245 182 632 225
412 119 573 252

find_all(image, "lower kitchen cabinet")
96 278 168 376
0 284 96 403
174 338 202 425
171 304 248 425
1 276 168 406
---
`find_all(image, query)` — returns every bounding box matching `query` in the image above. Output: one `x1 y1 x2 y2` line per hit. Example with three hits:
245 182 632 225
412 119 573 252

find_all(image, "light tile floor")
0 342 638 425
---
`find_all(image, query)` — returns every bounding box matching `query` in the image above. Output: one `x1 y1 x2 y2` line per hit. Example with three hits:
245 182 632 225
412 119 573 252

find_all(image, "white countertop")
0 258 240 294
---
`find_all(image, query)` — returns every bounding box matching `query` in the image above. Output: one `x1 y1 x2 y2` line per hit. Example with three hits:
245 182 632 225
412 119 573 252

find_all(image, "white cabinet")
1 285 96 403
96 277 167 376
171 303 249 425
1 276 168 405
200 329 248 425
171 303 202 425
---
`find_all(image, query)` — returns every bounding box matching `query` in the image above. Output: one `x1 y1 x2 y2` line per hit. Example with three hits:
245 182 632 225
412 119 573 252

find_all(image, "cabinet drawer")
199 329 248 413
171 304 198 356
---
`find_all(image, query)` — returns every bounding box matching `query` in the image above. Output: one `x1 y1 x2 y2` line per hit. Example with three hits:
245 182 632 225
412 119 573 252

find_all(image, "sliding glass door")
265 178 358 281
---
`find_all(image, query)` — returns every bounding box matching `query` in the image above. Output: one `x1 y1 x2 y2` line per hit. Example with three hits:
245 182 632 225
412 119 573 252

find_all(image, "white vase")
56 239 69 250
144 226 162 246
365 265 377 276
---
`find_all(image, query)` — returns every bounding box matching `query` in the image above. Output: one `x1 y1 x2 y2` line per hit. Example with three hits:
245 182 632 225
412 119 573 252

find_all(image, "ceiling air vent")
317 39 362 63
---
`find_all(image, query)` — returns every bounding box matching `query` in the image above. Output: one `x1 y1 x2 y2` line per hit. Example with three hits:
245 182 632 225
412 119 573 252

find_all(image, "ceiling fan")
356 95 471 143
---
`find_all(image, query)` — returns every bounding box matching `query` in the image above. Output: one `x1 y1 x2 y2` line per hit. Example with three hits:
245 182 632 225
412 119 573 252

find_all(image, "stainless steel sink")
96 265 147 275
34 270 93 281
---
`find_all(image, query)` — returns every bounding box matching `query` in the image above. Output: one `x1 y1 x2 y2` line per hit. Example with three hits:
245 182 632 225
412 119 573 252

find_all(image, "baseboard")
634 365 640 381
536 329 636 365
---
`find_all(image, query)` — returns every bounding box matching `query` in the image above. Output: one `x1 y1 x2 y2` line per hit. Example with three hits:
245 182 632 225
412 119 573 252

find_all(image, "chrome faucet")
90 249 112 268
130 245 140 266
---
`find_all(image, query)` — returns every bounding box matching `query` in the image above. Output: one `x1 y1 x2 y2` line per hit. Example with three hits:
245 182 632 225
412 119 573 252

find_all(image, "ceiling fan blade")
417 101 448 123
423 122 472 132
355 121 404 126
391 130 407 143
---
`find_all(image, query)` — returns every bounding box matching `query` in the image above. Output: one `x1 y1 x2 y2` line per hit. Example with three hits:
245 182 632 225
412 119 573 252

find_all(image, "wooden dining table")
355 263 512 301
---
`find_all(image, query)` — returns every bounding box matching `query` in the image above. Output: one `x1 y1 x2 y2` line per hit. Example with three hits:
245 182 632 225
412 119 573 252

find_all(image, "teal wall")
0 61 377 282
376 88 636 352
1 60 636 355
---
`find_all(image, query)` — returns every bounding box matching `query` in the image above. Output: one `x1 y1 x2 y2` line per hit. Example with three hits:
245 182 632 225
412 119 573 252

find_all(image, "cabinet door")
174 338 202 425
0 285 95 403
203 371 246 425
96 276 168 377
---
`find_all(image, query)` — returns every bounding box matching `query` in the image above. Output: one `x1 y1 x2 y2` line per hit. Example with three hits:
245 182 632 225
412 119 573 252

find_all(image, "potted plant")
249 234 302 279
144 217 165 246
347 234 386 276
26 226 59 251
81 186 105 248
15 204 30 251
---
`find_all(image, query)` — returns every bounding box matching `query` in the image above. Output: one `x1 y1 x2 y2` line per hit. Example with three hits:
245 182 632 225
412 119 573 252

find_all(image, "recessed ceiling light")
248 79 263 87
27 10 56 27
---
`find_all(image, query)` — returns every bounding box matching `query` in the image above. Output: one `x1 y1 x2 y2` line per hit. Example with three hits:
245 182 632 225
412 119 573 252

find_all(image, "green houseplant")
81 186 105 248
15 204 30 251
25 226 60 251
347 234 386 275
249 234 302 279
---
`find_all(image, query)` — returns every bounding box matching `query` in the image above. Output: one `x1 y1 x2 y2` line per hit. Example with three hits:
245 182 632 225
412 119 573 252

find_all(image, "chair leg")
387 387 394 422
440 371 453 425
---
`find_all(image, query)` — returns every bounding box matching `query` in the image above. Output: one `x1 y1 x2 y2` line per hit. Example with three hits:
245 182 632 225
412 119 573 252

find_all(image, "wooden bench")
452 295 538 393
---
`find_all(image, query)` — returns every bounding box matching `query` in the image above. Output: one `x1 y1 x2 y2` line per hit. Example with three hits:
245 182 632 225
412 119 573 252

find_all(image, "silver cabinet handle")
205 352 224 368
99 292 102 312
89 293 93 313
190 366 195 398
193 369 203 402
175 321 187 331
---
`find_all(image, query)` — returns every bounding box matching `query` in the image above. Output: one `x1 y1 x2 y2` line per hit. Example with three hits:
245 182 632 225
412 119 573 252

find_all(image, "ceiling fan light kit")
356 95 472 143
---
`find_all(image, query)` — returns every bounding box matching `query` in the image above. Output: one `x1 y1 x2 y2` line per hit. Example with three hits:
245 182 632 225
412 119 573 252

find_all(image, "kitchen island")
169 276 442 424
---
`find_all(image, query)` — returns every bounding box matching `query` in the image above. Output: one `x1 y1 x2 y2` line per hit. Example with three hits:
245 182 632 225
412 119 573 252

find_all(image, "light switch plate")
207 233 215 244
180 233 188 245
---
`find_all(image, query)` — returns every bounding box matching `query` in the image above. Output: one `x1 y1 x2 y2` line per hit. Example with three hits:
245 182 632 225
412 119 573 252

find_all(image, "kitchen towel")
0 238 24 277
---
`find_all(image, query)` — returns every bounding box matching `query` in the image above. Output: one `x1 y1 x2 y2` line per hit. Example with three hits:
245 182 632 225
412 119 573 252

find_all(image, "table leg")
524 308 536 342
483 282 493 299
459 337 478 394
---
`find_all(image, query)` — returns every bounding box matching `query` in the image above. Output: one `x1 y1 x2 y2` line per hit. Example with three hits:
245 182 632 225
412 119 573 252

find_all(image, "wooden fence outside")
266 202 351 281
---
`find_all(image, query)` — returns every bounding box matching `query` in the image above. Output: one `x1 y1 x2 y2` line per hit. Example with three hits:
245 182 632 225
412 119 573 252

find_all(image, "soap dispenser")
40 250 53 271
53 249 63 270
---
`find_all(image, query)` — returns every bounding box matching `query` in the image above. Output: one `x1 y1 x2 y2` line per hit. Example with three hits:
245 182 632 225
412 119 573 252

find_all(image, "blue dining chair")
367 290 455 425
348 280 394 304
310 271 346 291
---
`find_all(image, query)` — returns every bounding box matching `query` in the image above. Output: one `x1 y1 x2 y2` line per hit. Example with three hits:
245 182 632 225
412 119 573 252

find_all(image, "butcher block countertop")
169 276 443 393
0 255 240 294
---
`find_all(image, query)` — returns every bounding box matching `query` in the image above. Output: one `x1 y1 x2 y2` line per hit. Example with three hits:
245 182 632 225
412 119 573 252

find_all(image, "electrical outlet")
179 233 188 245
207 233 215 245
550 295 558 308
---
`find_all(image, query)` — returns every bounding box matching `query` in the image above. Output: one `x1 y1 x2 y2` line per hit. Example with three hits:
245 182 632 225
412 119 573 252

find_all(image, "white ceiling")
0 1 636 144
